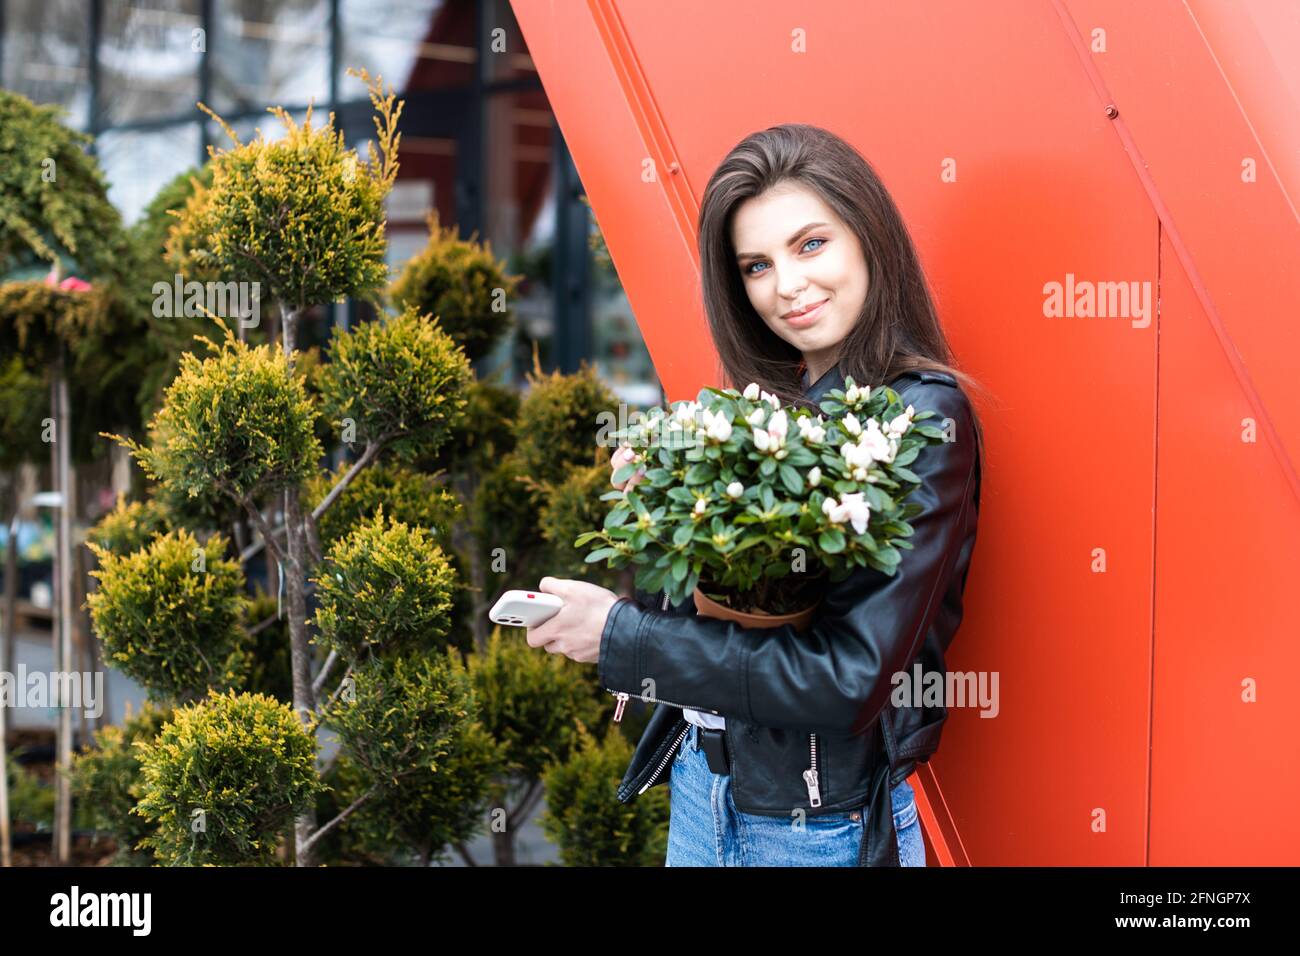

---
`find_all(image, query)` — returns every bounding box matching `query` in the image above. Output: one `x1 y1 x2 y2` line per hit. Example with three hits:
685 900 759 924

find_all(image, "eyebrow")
735 222 830 263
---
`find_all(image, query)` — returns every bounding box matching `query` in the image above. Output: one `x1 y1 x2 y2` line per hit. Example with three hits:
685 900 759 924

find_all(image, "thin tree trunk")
492 824 517 867
278 305 321 867
286 487 321 867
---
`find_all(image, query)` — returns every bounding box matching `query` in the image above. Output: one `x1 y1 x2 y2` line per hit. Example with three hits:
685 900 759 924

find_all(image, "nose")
775 268 809 308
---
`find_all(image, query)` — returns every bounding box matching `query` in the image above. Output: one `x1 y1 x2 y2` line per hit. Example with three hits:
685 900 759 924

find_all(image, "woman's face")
730 182 869 377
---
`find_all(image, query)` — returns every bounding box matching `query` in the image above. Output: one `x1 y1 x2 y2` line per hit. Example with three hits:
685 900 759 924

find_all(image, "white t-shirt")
683 707 726 730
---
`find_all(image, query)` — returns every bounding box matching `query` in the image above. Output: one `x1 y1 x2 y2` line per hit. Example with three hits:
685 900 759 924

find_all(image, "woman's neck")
803 355 836 385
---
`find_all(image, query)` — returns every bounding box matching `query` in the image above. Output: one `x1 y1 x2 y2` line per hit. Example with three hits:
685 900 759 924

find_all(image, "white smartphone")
488 589 565 628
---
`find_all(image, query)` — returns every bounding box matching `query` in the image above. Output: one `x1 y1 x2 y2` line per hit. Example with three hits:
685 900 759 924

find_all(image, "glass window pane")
100 0 203 124
212 0 330 114
1 0 92 127
340 0 475 98
98 124 202 226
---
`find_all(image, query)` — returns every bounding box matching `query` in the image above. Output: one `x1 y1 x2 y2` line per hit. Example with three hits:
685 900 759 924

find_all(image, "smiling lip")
783 299 828 327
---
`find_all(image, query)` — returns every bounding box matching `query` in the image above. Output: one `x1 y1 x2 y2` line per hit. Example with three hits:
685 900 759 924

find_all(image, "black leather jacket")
598 364 982 865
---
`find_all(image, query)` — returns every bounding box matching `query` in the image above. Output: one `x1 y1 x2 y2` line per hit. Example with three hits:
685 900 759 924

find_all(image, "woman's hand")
609 443 646 493
526 577 621 664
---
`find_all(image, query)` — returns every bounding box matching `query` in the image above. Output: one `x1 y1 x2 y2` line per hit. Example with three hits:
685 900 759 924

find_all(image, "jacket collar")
801 363 936 407
801 363 845 405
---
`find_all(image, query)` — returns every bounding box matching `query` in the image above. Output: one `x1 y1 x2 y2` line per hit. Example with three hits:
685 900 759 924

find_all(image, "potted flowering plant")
574 376 949 628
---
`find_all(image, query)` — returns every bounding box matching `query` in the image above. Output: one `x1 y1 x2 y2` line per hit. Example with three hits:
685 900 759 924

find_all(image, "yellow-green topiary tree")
94 74 485 867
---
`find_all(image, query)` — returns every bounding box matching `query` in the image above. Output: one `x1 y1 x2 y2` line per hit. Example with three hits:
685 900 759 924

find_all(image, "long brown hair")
697 123 986 460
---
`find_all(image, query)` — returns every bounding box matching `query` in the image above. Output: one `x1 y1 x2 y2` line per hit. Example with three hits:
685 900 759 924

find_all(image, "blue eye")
743 237 826 276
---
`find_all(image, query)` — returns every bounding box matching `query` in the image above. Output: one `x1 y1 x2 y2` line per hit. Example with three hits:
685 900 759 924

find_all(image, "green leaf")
778 463 803 495
685 462 717 484
891 445 920 467
818 529 846 554
641 566 668 593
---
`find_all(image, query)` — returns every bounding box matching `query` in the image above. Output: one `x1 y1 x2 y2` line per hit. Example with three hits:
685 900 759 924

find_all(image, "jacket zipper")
637 721 692 795
803 734 821 807
608 689 719 722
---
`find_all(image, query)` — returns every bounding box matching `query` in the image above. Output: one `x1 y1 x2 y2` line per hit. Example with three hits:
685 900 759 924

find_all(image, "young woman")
530 124 985 866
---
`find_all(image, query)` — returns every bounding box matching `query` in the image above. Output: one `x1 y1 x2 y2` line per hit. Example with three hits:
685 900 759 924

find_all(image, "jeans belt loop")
698 726 730 775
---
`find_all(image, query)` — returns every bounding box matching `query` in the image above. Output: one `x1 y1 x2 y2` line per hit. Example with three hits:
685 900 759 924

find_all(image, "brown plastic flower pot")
692 586 818 632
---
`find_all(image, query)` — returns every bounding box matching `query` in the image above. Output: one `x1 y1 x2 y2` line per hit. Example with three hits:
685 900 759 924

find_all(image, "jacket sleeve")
597 380 979 735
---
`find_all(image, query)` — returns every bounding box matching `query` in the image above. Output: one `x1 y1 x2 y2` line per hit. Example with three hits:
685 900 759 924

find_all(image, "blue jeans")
665 723 926 867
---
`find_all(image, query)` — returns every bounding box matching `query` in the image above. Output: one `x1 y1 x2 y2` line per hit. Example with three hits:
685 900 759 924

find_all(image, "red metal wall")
511 0 1300 865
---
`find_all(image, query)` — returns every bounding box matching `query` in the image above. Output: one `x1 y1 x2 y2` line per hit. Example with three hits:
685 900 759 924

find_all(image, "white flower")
797 414 826 444
842 413 862 436
702 408 733 442
808 466 821 487
760 389 780 410
694 497 707 515
844 383 873 406
751 409 789 455
746 406 767 427
840 441 871 471
743 382 760 401
861 427 894 463
822 492 871 535
767 409 789 442
726 481 744 499
885 404 915 438
840 444 871 479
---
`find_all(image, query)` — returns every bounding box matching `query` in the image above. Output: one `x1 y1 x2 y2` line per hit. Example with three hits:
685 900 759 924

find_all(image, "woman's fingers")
609 445 631 488
609 445 642 490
